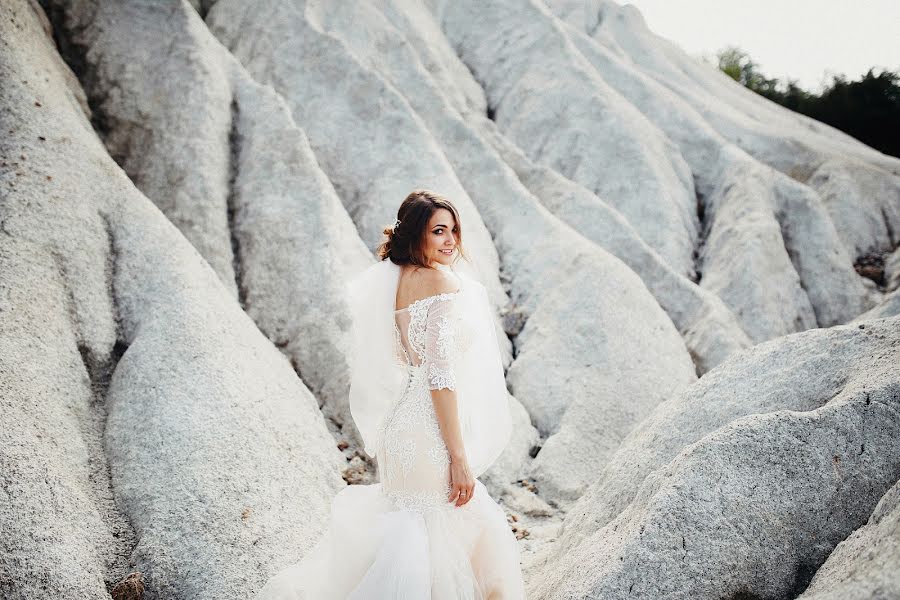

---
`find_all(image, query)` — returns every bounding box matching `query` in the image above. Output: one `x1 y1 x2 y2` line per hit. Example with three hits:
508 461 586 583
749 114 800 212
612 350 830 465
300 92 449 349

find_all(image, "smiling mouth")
439 248 455 255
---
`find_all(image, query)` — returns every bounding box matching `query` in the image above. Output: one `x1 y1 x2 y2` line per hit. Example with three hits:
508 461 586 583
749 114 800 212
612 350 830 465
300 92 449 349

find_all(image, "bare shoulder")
418 268 460 295
400 267 460 306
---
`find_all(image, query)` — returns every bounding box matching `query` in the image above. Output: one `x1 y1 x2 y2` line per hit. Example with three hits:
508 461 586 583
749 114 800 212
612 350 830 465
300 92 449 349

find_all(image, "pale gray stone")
544 2 871 335
529 316 900 598
45 0 374 445
432 0 699 277
482 120 751 373
552 0 900 262
0 3 344 598
205 0 509 310
798 480 900 600
853 288 900 321
5 0 900 595
808 158 900 259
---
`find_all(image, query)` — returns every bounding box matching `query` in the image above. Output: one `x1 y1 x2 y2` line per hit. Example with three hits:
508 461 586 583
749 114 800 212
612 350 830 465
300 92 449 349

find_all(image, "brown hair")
376 189 468 267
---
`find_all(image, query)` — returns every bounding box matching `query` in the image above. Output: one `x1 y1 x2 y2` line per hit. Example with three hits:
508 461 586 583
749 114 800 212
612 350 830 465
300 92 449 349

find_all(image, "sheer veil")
344 259 512 478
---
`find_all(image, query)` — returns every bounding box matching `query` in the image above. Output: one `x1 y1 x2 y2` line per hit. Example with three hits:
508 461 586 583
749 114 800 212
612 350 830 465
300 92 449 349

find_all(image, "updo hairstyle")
376 189 468 267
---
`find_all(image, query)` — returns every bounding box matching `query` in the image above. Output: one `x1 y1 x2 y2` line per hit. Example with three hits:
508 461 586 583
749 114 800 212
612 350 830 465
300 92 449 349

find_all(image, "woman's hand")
448 455 475 507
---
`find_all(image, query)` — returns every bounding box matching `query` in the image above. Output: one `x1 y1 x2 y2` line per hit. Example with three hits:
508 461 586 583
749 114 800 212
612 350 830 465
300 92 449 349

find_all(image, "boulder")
530 316 900 597
0 3 344 598
798 479 900 599
45 0 373 443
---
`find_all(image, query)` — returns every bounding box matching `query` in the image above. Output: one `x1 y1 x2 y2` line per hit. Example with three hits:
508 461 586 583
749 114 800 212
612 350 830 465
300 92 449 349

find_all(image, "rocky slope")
2 0 898 598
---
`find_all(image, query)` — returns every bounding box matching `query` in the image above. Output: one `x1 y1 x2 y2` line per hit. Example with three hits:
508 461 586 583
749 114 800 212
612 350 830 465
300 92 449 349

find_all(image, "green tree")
717 46 746 83
715 47 899 158
716 46 780 96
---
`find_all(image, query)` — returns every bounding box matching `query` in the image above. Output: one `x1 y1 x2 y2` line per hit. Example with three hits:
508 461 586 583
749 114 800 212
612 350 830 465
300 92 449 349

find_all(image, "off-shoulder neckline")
394 289 461 313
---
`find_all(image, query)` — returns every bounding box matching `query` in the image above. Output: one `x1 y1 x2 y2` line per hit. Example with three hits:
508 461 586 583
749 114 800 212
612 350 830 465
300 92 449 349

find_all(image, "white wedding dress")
256 274 526 599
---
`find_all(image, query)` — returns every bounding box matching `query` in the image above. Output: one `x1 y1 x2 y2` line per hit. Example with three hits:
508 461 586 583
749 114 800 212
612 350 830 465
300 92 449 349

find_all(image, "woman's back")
393 266 462 368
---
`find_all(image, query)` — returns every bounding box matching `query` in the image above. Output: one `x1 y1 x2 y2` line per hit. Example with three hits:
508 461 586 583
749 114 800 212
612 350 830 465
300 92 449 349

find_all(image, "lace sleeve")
423 295 458 391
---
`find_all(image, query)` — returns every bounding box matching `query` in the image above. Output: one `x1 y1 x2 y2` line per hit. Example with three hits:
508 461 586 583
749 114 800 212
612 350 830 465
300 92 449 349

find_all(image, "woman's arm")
422 288 475 507
431 387 475 507
431 387 465 461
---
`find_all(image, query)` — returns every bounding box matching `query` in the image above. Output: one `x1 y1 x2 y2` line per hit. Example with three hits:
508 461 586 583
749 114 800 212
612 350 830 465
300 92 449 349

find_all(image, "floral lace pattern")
380 370 443 475
427 364 456 391
377 293 462 514
385 486 453 514
434 315 456 360
383 436 416 481
427 442 451 467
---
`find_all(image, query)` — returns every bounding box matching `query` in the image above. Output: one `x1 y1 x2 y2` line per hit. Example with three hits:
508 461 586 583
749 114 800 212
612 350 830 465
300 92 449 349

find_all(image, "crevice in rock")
440 179 556 518
225 96 247 310
882 205 897 249
771 206 820 329
690 176 708 285
40 1 87 80
853 252 887 288
587 7 606 37
220 95 374 482
786 558 820 599
496 240 527 341
687 348 704 380
274 329 377 484
39 1 111 140
453 51 512 129
851 208 899 292
190 0 218 20
65 212 142 595
275 327 377 485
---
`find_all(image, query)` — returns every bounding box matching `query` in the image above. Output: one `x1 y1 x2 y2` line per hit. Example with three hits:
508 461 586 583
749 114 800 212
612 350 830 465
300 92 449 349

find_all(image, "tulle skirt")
255 479 526 599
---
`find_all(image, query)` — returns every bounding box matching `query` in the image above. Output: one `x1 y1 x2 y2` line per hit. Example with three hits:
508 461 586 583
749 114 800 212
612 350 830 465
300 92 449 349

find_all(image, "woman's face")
422 208 458 267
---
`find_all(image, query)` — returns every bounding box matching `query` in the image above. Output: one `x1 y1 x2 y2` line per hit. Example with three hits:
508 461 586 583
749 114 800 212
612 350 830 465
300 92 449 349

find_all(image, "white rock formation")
798 480 900 599
548 0 900 257
206 0 509 309
45 0 373 445
206 0 700 509
529 316 900 597
545 0 876 336
482 121 752 373
3 0 899 597
0 3 344 598
435 0 701 278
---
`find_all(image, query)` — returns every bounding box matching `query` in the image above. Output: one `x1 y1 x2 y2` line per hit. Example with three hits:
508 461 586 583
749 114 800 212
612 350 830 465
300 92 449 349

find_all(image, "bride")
256 189 526 599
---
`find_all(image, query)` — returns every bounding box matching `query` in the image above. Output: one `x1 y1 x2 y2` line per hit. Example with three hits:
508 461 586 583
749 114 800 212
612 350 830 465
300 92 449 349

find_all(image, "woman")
257 189 526 599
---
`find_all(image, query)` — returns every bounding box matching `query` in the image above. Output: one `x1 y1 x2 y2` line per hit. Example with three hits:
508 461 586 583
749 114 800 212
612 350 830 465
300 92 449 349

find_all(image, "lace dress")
255 292 526 599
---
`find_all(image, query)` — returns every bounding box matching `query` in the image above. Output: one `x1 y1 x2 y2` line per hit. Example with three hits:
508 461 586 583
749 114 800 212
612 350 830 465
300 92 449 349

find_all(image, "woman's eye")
434 229 443 234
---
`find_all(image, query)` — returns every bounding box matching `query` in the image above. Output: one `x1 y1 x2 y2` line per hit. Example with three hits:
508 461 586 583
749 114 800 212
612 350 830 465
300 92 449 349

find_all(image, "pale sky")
623 0 900 92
